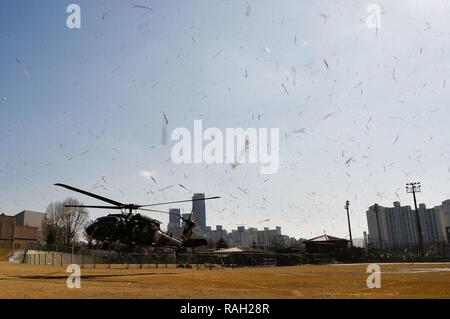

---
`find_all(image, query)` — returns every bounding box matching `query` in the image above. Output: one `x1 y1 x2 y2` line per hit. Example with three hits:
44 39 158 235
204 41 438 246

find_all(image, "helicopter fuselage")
86 213 183 248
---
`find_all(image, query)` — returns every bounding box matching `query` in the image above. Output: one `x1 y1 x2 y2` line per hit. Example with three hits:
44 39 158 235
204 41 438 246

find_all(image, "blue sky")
1 0 450 239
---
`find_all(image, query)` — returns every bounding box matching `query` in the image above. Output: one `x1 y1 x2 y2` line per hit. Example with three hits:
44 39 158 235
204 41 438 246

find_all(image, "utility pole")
406 182 423 256
374 203 383 250
345 200 353 248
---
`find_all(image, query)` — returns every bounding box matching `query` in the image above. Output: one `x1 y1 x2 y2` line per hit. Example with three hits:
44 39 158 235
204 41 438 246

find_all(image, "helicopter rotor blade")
64 205 124 209
54 183 125 207
137 208 189 221
139 196 220 208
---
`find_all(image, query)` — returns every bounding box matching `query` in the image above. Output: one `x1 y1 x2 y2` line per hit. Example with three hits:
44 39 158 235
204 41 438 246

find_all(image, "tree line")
43 197 90 246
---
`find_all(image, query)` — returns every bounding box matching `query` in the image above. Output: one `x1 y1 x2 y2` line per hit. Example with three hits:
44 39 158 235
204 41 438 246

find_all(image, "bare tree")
44 198 89 245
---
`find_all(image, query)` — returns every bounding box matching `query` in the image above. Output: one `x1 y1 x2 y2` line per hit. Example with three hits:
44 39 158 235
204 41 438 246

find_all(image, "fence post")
60 253 63 266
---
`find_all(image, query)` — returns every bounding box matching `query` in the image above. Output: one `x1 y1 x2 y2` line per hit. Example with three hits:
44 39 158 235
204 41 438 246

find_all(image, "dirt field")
0 249 12 260
0 261 449 298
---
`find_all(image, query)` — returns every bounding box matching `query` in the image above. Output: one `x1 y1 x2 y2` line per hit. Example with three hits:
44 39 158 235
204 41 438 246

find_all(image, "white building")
366 201 448 250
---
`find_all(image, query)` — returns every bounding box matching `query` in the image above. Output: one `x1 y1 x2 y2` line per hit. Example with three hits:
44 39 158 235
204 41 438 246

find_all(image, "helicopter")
54 183 220 251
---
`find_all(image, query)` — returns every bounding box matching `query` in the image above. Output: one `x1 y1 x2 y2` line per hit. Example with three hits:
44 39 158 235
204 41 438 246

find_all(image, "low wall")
25 250 95 265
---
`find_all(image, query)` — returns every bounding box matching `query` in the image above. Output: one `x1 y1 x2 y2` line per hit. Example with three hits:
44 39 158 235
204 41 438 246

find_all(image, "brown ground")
0 249 12 260
0 261 449 298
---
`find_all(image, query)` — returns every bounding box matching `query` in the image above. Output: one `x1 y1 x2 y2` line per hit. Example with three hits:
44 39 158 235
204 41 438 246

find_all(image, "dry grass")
0 261 449 299
0 249 13 261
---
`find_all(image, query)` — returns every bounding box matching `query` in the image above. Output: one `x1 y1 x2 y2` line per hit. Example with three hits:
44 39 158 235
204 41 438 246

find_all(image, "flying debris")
15 57 31 78
179 184 193 192
345 157 353 165
323 59 329 69
133 4 153 11
245 4 251 17
319 13 329 24
162 112 169 125
321 112 335 121
91 184 108 191
392 68 397 82
291 67 296 86
158 185 174 192
292 128 306 134
281 83 290 96
392 134 399 145
212 49 223 58
230 162 240 169
389 116 405 121
161 112 168 145
237 186 248 194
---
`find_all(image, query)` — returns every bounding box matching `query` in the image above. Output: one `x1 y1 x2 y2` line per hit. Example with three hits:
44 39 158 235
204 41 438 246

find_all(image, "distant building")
229 226 256 247
192 193 206 228
207 225 228 244
224 225 297 249
435 200 450 243
366 201 443 250
0 211 45 249
363 231 369 248
14 210 45 240
304 234 350 253
168 199 300 250
256 226 282 248
167 208 182 237
168 208 180 228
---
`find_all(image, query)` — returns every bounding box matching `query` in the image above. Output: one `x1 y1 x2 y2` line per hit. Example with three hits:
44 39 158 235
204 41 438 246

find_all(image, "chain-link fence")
23 243 305 268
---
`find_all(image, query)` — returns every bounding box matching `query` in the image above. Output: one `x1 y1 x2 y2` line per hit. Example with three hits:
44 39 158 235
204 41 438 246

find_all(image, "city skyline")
2 1 450 239
3 185 450 243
